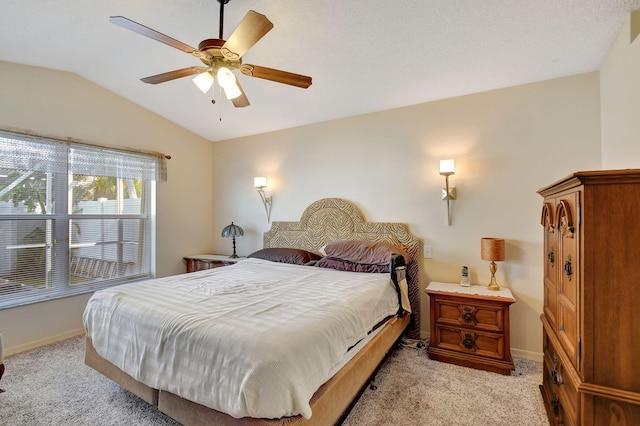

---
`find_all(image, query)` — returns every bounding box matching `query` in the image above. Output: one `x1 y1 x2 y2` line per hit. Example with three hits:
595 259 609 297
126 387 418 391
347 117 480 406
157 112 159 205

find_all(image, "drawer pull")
563 255 572 281
550 353 563 385
462 333 476 350
551 354 559 384
462 307 475 324
551 395 559 415
547 248 555 266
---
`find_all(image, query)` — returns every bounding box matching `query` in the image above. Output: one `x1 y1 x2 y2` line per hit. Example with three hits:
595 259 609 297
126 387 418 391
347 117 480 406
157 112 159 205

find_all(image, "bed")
84 198 421 425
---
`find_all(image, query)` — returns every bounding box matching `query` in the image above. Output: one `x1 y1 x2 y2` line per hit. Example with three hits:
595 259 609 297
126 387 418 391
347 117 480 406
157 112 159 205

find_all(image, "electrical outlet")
424 245 432 259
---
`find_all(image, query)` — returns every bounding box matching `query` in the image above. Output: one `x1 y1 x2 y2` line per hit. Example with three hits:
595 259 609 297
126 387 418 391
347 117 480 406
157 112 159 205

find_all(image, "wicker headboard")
264 198 421 339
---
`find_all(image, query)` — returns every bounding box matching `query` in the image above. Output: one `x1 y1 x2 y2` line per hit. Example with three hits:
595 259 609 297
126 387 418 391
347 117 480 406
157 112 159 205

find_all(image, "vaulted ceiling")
2 1 639 142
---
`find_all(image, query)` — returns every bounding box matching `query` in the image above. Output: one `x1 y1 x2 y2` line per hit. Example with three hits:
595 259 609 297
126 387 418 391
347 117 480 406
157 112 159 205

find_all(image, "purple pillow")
321 240 409 265
248 248 321 265
315 256 390 273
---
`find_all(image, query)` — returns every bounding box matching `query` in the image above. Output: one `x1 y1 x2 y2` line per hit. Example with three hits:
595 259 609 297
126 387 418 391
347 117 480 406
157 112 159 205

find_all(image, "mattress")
82 258 399 419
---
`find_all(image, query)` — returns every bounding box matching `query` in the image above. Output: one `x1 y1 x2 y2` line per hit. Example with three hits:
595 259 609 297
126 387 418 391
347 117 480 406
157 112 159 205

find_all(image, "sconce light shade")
439 159 455 176
254 177 273 223
481 237 505 290
254 176 267 188
221 222 244 258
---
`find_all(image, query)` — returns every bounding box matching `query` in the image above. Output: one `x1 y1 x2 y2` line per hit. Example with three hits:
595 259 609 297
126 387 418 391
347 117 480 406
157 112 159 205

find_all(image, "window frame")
0 130 162 309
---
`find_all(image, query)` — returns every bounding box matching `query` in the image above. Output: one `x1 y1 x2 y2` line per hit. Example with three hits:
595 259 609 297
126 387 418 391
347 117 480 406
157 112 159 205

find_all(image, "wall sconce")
481 237 506 290
254 177 273 223
439 159 457 226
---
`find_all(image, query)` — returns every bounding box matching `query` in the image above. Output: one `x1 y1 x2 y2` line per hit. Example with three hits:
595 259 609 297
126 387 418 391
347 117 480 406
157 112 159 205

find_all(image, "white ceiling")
1 1 639 142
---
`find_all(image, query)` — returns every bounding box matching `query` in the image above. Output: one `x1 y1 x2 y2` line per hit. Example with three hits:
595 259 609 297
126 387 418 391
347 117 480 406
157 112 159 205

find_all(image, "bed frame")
85 197 421 425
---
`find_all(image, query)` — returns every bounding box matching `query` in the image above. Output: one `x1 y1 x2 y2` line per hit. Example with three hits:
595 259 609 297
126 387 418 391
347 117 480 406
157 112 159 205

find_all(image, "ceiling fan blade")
232 80 250 108
221 11 274 60
141 66 207 84
239 65 312 89
110 16 198 55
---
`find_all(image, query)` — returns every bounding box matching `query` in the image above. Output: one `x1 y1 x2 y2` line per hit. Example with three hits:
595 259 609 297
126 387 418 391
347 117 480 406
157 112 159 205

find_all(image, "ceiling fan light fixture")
222 83 242 100
217 67 242 99
192 71 214 93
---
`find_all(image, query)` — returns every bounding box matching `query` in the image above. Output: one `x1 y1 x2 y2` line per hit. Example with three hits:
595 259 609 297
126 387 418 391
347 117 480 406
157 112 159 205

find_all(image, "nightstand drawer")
432 325 505 360
434 299 505 333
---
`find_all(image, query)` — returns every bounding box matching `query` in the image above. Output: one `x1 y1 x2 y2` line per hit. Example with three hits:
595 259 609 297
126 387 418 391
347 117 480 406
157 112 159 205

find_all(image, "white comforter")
82 258 399 419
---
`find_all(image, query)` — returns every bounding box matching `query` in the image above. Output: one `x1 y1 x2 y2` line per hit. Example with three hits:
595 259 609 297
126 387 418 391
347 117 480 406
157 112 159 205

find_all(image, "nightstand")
183 254 244 273
426 281 515 375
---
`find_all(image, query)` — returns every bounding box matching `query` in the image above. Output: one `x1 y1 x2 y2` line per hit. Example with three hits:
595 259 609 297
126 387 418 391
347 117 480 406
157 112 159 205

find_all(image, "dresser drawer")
540 378 573 426
542 326 579 425
433 297 506 333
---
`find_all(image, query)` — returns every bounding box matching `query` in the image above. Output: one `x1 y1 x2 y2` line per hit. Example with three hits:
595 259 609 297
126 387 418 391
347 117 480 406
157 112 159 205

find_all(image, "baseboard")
511 348 543 363
5 328 85 357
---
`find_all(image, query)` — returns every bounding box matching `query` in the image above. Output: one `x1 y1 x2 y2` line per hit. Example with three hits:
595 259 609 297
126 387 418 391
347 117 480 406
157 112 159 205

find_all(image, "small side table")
183 254 244 273
426 281 515 375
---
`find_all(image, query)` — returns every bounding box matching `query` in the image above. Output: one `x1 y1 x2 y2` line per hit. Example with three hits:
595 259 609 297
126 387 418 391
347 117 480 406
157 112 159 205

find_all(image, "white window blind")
0 130 165 309
70 143 167 181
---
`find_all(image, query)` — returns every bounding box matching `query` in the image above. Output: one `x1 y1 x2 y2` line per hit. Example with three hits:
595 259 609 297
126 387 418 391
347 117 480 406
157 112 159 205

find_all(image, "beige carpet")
0 336 549 425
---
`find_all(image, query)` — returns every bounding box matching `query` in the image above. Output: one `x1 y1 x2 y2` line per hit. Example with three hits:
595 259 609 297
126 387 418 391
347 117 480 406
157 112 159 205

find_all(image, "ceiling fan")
110 0 312 108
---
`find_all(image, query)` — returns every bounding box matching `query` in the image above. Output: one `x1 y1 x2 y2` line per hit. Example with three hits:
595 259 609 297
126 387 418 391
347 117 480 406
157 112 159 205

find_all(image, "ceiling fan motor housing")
198 39 242 73
198 39 225 59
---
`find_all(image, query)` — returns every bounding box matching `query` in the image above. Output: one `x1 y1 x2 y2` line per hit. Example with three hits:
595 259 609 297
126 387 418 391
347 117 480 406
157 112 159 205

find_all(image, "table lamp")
221 222 244 258
481 237 505 290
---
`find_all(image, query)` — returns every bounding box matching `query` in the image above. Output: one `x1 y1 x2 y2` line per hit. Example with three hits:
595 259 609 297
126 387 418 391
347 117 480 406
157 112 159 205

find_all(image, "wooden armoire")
538 170 640 425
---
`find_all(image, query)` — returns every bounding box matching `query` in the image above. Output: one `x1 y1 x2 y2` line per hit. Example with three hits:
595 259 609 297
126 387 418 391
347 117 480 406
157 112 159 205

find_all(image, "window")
0 130 166 308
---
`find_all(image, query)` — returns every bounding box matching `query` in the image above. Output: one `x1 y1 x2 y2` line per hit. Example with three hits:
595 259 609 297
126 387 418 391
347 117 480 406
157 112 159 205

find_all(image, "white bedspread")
82 258 399 419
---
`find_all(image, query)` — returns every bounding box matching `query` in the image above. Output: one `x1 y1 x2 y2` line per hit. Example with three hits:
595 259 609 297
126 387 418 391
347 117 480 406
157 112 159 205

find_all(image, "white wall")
600 13 640 167
0 61 216 354
210 73 602 359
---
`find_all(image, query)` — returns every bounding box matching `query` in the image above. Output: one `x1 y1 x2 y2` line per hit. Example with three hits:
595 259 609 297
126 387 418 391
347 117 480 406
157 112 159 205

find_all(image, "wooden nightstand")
426 281 515 375
183 254 244 273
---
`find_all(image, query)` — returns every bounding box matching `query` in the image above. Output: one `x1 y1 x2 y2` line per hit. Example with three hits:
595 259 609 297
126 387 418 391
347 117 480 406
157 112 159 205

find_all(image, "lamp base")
487 261 500 290
229 236 238 258
487 276 500 291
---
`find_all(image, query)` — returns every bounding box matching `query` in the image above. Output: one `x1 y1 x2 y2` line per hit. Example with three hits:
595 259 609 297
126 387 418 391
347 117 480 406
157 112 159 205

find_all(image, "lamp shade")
481 238 505 261
221 222 244 238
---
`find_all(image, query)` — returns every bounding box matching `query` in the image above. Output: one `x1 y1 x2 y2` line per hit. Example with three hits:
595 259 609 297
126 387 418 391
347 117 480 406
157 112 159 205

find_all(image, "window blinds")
0 130 163 309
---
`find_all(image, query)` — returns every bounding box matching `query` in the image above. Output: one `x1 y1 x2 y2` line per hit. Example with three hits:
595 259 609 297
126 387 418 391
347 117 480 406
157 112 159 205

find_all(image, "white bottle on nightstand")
460 266 470 287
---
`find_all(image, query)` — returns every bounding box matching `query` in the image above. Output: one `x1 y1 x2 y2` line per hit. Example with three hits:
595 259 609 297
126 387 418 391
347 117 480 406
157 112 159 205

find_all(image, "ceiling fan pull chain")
217 84 223 122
